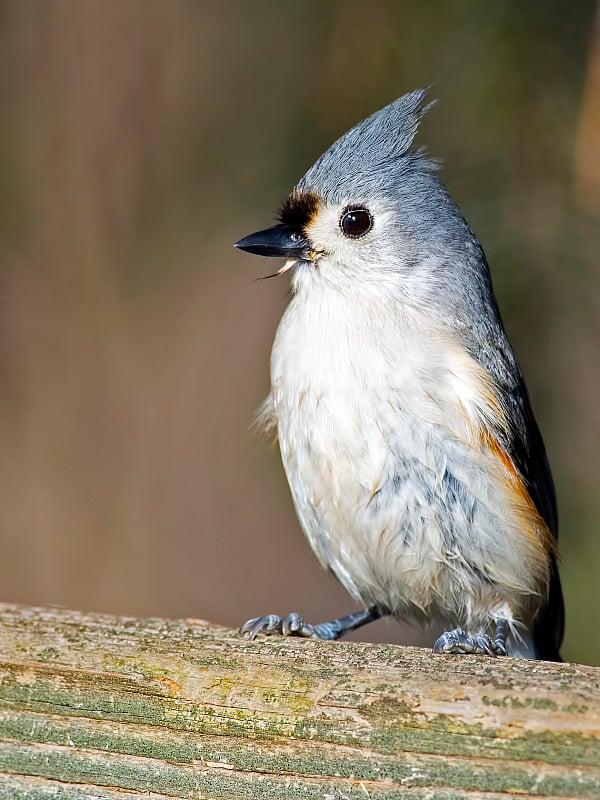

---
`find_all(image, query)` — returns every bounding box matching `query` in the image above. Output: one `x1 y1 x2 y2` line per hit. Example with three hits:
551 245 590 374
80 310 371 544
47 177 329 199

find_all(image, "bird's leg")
433 618 509 657
494 618 509 654
240 605 386 641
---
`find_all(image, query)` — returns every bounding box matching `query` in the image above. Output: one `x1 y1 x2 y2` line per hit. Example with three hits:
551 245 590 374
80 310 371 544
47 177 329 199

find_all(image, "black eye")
340 206 373 238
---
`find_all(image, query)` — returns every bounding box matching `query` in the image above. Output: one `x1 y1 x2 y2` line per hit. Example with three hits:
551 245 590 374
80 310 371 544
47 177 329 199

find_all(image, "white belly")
269 287 548 630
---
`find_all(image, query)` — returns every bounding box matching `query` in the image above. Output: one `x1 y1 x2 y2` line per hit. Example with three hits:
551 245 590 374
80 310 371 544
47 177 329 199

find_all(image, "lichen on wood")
0 603 598 799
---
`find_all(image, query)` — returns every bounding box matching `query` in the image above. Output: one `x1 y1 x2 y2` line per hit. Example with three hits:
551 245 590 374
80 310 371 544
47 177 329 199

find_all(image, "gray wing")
503 378 564 661
471 307 564 661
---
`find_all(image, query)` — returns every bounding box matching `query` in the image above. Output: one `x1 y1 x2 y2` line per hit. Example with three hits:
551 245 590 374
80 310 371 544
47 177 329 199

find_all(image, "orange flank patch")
480 426 557 561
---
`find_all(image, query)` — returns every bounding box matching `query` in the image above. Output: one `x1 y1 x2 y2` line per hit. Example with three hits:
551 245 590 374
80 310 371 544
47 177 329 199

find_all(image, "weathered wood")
0 603 598 799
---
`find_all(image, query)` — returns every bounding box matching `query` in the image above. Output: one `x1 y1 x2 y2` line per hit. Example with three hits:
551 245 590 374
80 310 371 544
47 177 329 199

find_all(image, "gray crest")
296 89 435 202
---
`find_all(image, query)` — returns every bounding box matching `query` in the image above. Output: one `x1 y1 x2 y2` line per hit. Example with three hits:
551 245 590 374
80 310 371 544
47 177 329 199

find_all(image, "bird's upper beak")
234 224 311 261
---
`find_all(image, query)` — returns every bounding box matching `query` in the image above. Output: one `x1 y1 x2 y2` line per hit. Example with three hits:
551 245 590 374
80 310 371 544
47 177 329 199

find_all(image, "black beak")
235 224 310 260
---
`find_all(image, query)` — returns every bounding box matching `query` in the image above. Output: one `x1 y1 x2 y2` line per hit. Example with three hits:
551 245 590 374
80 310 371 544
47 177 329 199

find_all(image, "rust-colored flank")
480 425 557 559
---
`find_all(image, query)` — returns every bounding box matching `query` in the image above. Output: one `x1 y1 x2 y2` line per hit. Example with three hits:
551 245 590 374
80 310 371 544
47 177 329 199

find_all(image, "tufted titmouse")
235 90 563 660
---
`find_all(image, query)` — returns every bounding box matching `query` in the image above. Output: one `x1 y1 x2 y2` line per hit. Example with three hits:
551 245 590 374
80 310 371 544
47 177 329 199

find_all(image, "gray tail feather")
532 559 564 662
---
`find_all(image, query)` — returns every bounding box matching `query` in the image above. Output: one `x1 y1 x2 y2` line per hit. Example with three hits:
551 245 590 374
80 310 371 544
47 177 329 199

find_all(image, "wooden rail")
0 603 598 798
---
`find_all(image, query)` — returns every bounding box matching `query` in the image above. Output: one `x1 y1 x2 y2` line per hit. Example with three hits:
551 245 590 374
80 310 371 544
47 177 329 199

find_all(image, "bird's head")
236 89 485 309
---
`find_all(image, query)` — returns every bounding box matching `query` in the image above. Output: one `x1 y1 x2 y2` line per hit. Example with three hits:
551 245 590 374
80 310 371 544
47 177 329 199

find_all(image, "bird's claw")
433 627 508 657
240 612 319 640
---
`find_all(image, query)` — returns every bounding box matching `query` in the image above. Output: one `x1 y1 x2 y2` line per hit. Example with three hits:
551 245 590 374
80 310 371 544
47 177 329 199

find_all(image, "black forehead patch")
278 190 320 231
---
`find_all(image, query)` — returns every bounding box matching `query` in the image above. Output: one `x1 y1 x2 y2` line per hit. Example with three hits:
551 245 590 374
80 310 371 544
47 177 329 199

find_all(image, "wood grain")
0 603 598 798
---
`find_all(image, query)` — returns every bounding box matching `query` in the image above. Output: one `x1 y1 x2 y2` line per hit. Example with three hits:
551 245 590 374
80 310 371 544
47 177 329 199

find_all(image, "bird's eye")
340 207 373 239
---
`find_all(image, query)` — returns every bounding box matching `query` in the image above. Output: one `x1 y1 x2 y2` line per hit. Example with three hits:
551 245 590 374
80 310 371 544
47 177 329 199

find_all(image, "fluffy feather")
246 89 562 659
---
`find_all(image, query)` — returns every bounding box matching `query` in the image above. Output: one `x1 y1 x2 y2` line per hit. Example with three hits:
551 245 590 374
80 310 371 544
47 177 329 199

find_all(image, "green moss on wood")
0 604 599 799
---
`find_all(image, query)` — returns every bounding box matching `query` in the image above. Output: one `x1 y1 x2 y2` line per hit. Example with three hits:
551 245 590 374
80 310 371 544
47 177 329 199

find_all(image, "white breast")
268 271 548 630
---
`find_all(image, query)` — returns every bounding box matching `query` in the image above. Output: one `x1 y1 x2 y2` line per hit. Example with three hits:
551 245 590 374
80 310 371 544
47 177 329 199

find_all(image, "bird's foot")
240 606 385 641
240 612 337 640
433 627 508 657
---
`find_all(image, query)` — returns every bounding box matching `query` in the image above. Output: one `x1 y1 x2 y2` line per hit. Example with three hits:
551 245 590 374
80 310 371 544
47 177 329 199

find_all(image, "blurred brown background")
0 1 598 664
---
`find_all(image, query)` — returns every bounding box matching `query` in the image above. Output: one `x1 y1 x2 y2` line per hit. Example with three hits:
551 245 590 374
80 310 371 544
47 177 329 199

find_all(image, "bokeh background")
0 1 598 664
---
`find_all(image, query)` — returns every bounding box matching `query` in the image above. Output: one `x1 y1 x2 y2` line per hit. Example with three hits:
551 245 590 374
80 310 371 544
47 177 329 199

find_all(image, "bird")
234 89 563 660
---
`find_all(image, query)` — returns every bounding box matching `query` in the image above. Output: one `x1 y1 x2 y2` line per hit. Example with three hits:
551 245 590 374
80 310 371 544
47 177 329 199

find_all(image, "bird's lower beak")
235 224 311 260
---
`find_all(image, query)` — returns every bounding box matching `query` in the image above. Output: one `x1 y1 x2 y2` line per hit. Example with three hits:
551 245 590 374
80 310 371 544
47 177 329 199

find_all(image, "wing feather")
469 310 564 661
